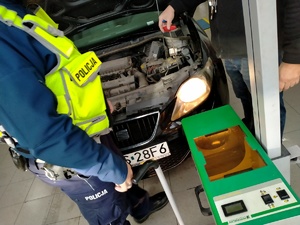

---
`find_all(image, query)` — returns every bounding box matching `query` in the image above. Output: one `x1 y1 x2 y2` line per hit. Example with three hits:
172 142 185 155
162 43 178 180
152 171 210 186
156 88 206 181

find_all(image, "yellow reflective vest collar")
0 5 109 136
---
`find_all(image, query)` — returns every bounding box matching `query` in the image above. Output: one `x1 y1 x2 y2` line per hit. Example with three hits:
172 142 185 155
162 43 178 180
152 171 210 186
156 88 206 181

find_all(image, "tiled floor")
1 78 300 225
1 7 300 225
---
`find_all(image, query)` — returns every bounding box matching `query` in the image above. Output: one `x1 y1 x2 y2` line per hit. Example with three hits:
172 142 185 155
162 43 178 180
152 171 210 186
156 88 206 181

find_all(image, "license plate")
124 142 171 167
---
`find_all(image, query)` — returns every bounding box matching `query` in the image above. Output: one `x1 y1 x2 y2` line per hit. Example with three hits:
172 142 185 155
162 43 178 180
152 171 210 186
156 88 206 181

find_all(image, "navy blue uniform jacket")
0 0 127 185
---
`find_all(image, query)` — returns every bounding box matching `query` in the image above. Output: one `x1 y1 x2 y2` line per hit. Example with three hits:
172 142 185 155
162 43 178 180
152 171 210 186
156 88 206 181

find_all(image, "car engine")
96 25 204 121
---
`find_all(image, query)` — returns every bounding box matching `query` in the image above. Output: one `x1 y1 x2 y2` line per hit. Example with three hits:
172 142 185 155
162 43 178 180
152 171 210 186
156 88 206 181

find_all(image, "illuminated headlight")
171 75 211 121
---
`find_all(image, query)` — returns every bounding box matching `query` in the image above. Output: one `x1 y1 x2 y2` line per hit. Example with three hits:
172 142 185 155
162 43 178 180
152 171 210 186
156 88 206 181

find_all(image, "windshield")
71 12 159 49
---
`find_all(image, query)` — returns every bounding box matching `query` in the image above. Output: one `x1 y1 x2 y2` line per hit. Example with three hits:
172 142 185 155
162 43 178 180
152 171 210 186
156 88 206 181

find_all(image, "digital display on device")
221 200 247 217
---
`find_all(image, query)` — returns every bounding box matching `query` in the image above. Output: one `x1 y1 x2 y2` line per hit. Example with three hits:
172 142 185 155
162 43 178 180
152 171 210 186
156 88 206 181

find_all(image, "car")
28 0 229 177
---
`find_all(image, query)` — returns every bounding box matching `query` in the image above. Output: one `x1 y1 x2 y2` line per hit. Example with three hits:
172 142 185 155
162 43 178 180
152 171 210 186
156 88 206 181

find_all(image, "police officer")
0 0 168 224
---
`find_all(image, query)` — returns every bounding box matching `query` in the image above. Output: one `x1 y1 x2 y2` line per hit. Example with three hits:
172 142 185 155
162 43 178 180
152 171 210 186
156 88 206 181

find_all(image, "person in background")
158 0 300 138
0 0 168 224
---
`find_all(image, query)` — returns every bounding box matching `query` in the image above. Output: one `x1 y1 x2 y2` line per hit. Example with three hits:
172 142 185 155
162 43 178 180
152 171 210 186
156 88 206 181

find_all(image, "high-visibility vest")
0 5 109 137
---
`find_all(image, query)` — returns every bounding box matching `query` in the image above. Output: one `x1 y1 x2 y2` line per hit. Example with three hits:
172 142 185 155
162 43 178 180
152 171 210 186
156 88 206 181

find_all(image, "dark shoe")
134 192 169 223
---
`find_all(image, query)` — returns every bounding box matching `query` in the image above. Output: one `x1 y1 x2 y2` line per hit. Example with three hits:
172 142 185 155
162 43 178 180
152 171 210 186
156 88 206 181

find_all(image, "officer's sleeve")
0 31 127 185
0 67 128 184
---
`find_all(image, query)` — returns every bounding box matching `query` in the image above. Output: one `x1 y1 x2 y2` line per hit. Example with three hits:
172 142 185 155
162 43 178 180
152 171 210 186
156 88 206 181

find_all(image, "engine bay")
95 24 205 120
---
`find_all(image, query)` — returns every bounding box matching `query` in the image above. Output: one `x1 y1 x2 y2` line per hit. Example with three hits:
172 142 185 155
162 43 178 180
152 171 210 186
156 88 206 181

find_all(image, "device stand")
133 160 185 225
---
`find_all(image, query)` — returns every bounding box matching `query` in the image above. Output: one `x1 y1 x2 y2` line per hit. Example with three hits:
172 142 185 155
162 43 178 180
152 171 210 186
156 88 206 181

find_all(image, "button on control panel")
277 189 290 200
261 194 274 204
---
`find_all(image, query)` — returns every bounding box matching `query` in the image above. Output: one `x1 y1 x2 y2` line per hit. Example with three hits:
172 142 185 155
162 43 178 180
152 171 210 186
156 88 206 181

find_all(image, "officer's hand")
115 163 133 192
158 5 175 32
279 62 300 91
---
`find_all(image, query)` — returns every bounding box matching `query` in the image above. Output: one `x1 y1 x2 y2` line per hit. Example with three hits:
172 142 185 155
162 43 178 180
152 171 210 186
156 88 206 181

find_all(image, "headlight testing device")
182 105 300 224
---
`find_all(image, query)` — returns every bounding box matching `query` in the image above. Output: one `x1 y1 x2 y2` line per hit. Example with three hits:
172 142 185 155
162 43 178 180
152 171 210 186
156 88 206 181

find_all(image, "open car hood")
27 0 170 36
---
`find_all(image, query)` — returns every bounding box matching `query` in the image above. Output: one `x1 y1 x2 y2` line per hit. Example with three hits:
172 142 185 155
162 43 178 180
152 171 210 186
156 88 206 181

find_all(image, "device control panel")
214 179 299 224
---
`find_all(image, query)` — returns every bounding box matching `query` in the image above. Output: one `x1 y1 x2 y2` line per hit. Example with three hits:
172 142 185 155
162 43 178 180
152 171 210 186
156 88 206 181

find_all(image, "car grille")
112 111 159 150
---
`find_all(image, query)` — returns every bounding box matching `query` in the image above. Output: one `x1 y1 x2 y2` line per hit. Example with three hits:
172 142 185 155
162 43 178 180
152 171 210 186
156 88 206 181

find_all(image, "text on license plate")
124 142 171 167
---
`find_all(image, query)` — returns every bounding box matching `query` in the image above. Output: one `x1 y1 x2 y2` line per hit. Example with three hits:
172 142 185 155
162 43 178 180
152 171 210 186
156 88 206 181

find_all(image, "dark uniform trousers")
27 133 151 225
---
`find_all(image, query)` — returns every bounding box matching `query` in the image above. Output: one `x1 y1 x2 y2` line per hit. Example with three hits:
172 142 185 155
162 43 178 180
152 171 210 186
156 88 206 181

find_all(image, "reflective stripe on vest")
0 5 109 136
